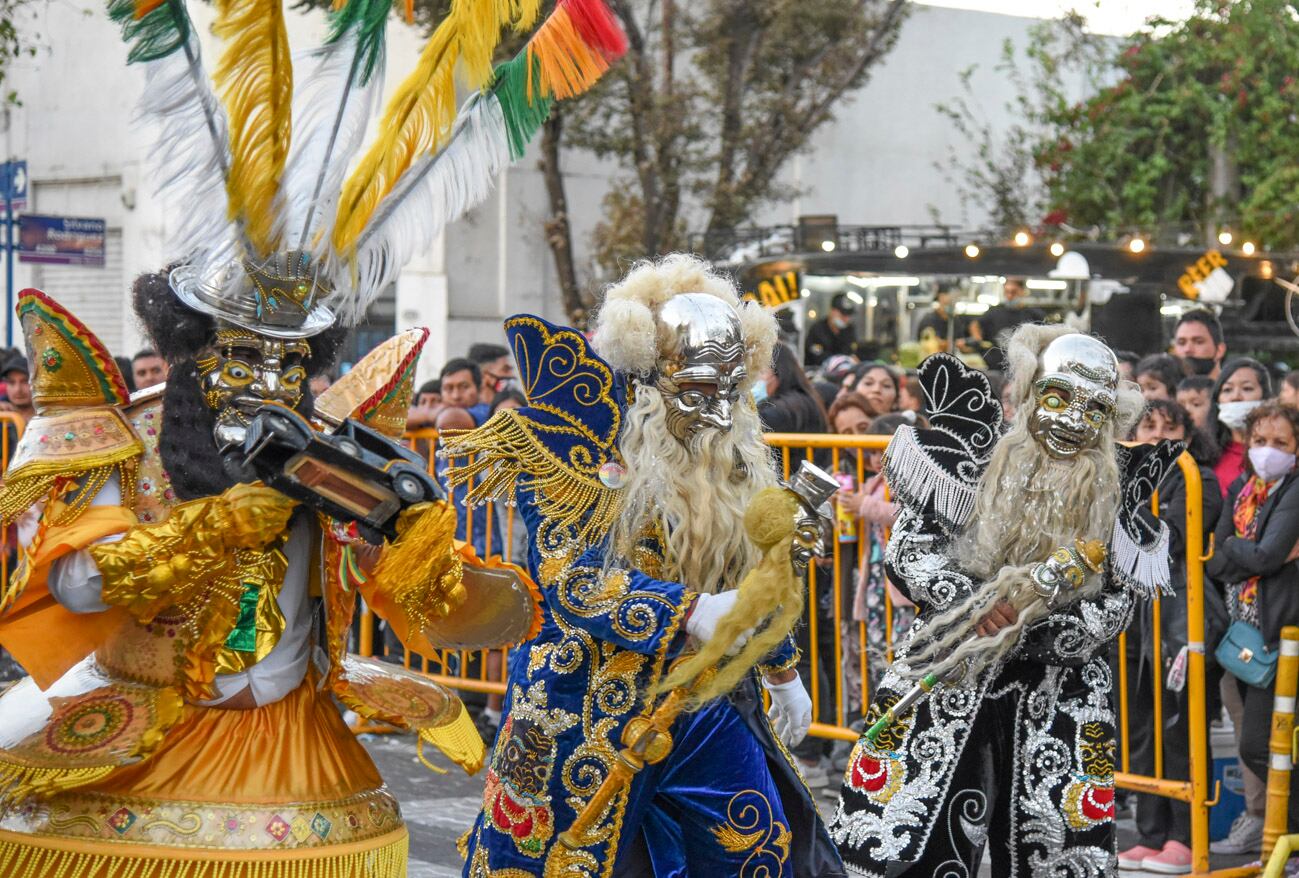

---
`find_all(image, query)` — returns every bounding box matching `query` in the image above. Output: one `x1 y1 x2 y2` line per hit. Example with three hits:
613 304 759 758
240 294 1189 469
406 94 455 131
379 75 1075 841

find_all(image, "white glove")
763 675 813 748
685 591 753 656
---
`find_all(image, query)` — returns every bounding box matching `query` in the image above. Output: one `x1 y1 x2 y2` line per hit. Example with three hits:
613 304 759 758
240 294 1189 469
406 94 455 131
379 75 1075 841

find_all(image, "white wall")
4 1 1058 380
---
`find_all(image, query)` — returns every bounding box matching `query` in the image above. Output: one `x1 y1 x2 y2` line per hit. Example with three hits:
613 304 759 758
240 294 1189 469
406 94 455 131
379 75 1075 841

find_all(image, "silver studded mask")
651 293 748 444
1027 334 1119 460
196 327 311 451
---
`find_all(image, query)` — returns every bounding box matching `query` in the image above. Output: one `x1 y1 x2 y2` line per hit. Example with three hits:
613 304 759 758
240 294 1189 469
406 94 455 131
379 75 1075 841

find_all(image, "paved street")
365 732 1257 877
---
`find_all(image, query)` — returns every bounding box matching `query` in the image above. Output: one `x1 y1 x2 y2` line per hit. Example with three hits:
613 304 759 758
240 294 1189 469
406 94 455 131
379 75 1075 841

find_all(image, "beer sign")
1177 250 1233 303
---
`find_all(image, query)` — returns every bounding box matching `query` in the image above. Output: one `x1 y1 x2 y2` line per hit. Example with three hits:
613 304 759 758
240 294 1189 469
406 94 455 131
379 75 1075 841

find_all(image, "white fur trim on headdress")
591 253 777 384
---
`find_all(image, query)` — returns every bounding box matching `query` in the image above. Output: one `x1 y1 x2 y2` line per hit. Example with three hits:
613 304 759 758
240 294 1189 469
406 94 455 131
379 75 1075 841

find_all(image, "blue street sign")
0 160 27 210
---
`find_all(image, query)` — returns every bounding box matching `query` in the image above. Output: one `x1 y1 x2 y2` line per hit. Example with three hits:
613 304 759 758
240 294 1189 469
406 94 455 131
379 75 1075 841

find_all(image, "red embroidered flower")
1080 783 1114 821
849 750 889 793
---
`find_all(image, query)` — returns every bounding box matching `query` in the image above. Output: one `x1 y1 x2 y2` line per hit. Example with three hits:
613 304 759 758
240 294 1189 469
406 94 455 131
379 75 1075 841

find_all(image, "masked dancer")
443 255 845 878
830 325 1182 876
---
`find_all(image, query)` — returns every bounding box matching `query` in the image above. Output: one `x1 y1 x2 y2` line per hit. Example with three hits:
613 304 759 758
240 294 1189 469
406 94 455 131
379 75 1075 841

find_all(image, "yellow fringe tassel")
418 700 486 775
0 762 118 805
0 827 408 878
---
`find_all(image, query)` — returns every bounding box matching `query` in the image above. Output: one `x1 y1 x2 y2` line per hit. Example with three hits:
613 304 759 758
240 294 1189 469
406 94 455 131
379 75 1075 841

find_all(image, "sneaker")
1211 812 1264 856
797 757 832 789
1143 841 1192 875
1118 845 1161 871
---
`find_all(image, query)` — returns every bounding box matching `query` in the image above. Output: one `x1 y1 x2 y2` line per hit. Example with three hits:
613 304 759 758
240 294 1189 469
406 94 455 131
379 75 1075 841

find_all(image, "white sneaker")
1210 812 1264 856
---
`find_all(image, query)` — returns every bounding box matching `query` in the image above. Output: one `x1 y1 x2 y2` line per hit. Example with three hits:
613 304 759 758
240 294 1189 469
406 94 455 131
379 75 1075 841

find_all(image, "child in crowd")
1176 375 1214 431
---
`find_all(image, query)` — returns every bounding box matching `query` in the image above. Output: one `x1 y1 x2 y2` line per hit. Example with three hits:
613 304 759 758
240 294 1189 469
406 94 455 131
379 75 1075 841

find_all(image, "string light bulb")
1013 230 1032 247
821 240 836 252
1128 237 1147 254
1049 241 1065 257
1242 241 1257 256
1218 230 1233 246
964 243 981 259
894 244 909 259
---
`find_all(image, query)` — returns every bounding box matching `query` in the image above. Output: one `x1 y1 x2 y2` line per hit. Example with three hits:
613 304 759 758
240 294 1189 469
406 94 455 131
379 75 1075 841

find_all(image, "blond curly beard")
608 388 776 594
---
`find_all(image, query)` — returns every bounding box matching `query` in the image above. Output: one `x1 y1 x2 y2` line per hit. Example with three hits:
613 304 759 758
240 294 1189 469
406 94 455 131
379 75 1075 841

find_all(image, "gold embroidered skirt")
0 680 406 878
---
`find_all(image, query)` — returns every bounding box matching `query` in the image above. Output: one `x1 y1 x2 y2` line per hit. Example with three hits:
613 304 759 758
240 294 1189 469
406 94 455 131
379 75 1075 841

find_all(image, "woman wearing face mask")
755 342 828 434
1210 358 1272 498
852 363 901 417
1118 401 1224 874
1206 403 1299 844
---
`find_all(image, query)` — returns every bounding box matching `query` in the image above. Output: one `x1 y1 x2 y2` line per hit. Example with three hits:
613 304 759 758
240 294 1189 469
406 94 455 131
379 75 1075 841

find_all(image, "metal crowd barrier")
343 429 1289 874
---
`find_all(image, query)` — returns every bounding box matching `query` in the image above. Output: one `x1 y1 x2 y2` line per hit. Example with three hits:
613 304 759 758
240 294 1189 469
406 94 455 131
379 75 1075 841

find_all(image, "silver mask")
1027 334 1119 460
652 293 748 443
197 327 311 451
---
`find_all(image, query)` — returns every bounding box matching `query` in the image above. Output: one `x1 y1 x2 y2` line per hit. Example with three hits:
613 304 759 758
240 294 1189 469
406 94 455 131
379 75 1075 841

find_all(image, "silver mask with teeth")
652 293 748 443
1027 333 1119 460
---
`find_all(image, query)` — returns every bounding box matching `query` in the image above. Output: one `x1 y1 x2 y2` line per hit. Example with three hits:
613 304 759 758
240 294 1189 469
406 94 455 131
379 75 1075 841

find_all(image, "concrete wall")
3 1 1054 384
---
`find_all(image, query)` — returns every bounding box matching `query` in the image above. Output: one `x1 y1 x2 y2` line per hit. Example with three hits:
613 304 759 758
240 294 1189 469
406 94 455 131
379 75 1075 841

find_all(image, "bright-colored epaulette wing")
0 290 142 527
440 313 622 547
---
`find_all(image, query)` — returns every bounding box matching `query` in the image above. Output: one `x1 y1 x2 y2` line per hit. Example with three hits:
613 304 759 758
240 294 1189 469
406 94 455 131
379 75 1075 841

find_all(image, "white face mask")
1248 445 1296 482
1218 399 1263 430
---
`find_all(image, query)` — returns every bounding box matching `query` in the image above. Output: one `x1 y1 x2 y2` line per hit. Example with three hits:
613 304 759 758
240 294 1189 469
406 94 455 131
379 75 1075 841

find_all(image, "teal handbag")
1216 620 1277 688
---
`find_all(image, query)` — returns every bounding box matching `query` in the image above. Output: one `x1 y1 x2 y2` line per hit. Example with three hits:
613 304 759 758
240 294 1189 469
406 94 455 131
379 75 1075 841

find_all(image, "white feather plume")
328 91 510 324
137 31 240 267
280 28 385 263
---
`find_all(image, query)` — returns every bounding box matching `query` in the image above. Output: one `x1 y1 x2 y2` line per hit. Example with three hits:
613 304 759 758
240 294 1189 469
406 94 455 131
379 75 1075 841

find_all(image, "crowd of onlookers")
784 301 1299 869
0 296 1295 863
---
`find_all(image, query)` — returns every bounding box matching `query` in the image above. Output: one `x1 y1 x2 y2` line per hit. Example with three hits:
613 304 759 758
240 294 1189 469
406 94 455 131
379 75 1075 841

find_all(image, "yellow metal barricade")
362 431 1239 872
1261 627 1299 870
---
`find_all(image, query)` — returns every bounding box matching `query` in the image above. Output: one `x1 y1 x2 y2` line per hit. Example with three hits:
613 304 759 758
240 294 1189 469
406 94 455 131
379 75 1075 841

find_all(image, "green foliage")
0 0 39 105
943 0 1299 249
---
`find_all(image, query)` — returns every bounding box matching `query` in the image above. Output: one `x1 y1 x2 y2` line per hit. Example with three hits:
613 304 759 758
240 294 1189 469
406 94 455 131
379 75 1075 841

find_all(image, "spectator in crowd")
437 358 483 424
853 363 901 417
0 352 33 423
468 342 515 414
131 347 168 389
406 379 442 432
915 285 969 352
828 392 872 437
1210 358 1272 497
1176 375 1214 431
1119 400 1224 874
757 342 828 434
973 277 1045 371
1135 353 1185 401
1207 402 1299 847
1116 350 1141 383
844 412 914 689
897 371 924 414
115 356 137 393
804 293 859 367
416 378 441 408
1173 308 1227 379
1279 371 1299 409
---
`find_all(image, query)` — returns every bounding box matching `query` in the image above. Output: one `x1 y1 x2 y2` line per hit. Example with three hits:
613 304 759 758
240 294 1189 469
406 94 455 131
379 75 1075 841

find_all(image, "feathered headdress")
110 0 626 334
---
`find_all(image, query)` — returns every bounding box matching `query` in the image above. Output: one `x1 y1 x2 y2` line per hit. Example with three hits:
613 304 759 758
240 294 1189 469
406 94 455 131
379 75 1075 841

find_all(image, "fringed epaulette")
1112 439 1186 598
882 353 1002 532
0 290 142 528
440 313 623 549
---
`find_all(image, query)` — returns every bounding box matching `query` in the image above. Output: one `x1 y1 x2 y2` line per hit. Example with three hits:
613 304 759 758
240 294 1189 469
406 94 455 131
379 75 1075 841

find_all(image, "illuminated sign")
744 271 800 308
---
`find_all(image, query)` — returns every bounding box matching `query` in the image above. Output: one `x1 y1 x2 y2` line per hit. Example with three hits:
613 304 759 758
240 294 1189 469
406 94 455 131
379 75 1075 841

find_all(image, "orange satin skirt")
0 681 408 878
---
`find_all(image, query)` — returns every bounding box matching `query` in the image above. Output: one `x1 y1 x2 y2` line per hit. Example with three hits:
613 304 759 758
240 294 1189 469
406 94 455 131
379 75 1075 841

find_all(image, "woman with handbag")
1207 402 1299 843
1119 400 1225 874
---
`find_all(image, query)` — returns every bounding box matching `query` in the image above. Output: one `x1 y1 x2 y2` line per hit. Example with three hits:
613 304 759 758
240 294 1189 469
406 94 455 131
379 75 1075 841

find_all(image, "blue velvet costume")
444 315 843 878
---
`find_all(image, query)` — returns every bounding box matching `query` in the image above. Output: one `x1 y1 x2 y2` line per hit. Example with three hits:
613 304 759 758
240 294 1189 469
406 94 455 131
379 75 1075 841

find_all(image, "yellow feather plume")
214 0 293 256
331 0 541 255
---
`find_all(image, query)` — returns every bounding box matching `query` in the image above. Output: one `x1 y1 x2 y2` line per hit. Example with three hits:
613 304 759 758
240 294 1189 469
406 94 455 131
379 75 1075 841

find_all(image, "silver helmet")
1027 333 1119 460
652 293 748 442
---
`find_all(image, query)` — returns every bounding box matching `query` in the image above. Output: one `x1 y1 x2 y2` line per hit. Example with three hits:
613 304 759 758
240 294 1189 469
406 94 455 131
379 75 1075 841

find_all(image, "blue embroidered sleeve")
757 635 800 675
547 545 692 657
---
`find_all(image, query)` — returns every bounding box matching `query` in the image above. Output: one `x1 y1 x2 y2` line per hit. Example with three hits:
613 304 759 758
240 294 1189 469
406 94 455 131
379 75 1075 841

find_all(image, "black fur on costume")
131 268 348 501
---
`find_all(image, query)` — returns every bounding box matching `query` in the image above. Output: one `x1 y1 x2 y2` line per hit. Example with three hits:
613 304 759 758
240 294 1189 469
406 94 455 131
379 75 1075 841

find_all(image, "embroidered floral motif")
709 789 792 878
